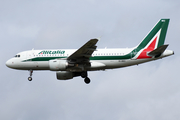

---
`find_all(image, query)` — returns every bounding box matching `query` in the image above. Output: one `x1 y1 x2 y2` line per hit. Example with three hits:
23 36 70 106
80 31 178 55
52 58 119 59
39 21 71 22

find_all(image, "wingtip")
95 37 101 41
90 38 99 42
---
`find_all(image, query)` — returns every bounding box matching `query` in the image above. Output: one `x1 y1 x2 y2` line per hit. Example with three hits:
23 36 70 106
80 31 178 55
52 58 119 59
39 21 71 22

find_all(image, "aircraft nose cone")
6 59 14 68
6 60 11 68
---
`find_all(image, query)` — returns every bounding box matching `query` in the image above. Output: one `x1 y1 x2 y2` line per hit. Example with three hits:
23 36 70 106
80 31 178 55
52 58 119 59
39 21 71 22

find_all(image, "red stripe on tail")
137 37 157 59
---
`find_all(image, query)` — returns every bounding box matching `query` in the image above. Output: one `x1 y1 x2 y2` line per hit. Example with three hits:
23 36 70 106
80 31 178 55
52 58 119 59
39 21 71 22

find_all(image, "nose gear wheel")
28 70 33 81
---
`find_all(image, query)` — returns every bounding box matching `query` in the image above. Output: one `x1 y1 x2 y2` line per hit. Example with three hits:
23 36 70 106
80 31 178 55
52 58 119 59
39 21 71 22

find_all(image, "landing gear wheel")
28 77 32 81
84 77 90 84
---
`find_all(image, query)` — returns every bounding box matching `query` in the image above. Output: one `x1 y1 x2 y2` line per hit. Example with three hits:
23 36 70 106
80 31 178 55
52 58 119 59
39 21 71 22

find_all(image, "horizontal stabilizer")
148 44 169 57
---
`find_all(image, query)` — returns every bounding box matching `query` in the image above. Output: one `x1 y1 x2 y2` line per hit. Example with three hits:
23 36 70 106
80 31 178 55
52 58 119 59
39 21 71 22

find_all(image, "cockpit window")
15 55 20 58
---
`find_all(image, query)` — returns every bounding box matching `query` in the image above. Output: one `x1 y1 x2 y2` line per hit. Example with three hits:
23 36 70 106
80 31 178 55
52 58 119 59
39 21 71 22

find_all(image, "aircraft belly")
89 58 158 70
88 60 122 70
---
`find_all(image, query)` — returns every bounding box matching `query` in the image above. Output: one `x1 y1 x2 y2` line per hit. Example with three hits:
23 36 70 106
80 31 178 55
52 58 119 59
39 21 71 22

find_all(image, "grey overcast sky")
0 0 180 120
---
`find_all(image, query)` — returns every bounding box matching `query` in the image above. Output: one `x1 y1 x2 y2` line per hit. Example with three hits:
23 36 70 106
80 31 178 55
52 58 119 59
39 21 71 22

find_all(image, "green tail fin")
136 19 170 51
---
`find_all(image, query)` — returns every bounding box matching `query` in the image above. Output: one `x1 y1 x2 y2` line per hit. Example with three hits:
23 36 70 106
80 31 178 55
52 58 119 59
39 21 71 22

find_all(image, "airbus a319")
6 19 174 84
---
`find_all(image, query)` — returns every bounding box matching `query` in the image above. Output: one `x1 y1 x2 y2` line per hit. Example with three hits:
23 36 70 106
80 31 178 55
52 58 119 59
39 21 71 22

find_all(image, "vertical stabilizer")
136 19 169 51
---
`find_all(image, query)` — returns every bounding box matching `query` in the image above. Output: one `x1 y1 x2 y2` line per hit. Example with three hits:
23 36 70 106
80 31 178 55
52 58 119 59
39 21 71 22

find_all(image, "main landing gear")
28 70 33 81
81 71 90 84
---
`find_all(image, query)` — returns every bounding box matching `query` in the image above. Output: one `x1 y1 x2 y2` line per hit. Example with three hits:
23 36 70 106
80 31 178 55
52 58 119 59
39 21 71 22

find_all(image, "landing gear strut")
81 71 90 84
81 71 87 78
28 70 33 81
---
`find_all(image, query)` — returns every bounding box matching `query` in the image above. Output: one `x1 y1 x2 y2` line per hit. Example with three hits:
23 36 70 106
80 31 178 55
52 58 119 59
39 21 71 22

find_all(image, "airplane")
6 19 174 84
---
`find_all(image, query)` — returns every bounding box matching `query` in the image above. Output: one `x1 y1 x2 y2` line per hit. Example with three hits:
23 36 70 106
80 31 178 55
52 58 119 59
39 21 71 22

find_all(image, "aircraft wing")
67 39 98 63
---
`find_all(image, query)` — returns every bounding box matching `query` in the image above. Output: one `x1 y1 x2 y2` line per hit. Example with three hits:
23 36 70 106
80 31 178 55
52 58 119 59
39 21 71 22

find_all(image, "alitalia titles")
39 50 65 54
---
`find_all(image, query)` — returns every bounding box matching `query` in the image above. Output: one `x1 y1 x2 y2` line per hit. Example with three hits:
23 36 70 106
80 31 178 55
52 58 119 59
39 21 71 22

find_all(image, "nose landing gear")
28 70 33 81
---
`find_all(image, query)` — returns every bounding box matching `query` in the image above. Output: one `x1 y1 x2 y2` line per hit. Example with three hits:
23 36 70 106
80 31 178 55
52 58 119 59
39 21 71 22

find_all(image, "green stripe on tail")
136 19 170 51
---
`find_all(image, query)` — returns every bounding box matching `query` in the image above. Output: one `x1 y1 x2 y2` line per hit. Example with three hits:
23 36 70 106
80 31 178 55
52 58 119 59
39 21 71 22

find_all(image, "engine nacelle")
49 60 68 71
56 71 74 80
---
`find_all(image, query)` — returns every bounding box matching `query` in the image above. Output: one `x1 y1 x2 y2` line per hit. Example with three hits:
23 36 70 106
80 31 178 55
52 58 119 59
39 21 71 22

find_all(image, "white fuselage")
6 48 174 71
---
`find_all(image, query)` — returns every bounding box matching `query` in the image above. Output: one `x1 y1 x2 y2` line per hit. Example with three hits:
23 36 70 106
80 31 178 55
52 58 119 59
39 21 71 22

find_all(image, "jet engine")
49 60 68 71
56 71 83 80
56 71 74 80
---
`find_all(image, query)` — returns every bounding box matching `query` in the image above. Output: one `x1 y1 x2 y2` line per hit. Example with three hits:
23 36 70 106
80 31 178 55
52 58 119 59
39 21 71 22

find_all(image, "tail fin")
136 19 169 51
134 19 170 59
